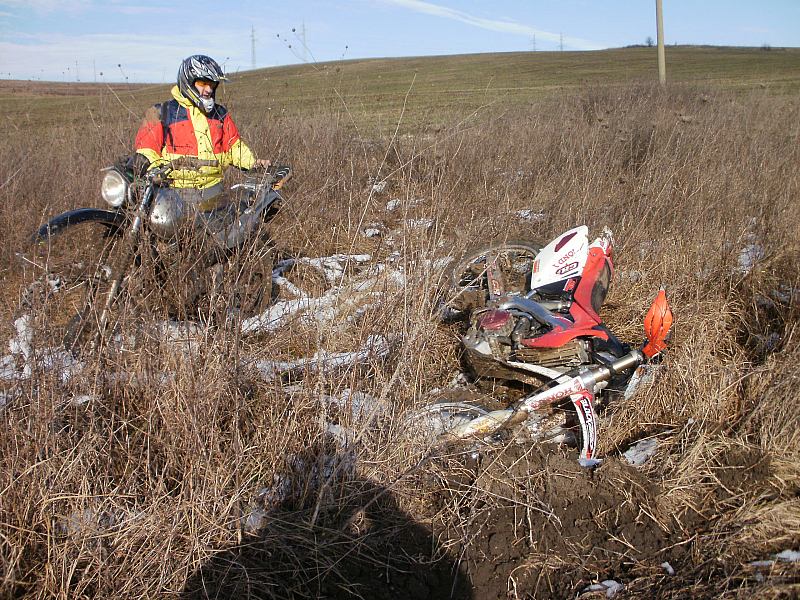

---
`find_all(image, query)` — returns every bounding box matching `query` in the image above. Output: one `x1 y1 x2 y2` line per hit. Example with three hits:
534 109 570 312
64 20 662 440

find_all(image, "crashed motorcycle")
415 226 673 461
24 158 291 355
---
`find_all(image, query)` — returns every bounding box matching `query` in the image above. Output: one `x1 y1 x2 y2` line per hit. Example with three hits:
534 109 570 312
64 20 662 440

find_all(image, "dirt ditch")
418 444 689 599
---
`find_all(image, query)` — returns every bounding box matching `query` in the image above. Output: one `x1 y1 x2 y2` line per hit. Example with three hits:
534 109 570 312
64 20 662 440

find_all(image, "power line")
251 25 257 70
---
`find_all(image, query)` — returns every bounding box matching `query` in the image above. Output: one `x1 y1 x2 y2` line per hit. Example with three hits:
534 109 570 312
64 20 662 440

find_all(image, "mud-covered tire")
232 244 275 317
403 400 493 447
23 221 126 356
405 394 587 454
447 240 542 311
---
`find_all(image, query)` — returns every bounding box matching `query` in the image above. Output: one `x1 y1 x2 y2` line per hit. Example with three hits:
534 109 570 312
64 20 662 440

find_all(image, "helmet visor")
193 78 219 89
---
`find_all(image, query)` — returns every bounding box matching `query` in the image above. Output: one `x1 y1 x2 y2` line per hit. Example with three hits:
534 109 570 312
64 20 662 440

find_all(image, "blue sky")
1 0 798 82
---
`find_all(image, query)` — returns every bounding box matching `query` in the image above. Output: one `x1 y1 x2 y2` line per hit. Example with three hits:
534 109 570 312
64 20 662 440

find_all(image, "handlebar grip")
271 166 292 189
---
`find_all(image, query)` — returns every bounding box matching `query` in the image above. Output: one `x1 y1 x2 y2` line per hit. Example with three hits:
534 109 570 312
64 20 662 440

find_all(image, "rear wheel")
448 240 542 311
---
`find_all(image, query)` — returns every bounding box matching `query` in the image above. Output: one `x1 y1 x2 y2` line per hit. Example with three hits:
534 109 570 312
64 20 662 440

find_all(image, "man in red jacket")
134 54 270 237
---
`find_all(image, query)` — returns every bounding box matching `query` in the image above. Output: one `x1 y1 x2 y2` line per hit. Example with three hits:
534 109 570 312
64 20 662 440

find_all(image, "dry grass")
0 78 799 598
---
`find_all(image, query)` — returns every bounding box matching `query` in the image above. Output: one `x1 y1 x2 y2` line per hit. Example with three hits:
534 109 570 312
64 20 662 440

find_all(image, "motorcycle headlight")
100 168 129 207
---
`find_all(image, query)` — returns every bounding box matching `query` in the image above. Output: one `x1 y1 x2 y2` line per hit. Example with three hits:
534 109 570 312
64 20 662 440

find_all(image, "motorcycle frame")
447 287 673 462
33 162 289 339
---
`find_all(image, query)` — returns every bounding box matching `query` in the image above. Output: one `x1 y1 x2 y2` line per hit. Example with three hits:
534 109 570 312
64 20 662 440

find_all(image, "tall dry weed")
0 81 798 597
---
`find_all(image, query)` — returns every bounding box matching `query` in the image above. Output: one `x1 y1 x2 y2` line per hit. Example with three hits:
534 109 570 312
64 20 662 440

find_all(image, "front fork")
97 186 155 331
515 350 642 460
446 350 645 460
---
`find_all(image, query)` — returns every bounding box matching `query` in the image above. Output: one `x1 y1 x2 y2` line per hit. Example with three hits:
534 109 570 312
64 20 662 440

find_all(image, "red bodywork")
521 245 613 349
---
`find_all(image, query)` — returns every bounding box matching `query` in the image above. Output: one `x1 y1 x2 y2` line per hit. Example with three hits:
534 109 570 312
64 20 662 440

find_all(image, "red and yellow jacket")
134 86 257 189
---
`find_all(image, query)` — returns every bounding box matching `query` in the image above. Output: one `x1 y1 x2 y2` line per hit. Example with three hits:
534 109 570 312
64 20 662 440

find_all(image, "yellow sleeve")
136 148 166 169
224 138 257 170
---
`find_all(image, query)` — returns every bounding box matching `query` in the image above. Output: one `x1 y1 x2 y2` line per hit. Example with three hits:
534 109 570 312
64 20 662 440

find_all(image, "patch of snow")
253 335 390 382
385 198 402 211
325 389 387 425
776 549 800 562
661 561 675 576
405 218 434 230
515 209 546 222
582 580 624 598
294 254 373 285
9 316 33 376
257 476 294 511
272 275 307 299
363 228 381 238
241 295 338 334
0 355 19 380
256 450 358 513
579 457 604 468
749 560 775 568
371 180 388 194
243 508 269 533
448 372 471 388
737 243 765 274
624 364 659 401
70 395 94 407
623 438 659 466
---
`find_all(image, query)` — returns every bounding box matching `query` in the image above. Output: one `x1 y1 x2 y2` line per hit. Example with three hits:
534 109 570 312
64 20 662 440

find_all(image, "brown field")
1 48 799 598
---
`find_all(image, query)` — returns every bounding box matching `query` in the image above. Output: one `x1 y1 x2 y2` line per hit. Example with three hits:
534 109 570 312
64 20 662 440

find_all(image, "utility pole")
75 60 80 82
656 0 666 84
531 34 536 52
559 33 563 52
251 26 257 70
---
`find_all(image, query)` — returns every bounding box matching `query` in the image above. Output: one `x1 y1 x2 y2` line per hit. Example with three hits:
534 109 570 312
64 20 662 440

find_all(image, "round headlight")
100 169 128 207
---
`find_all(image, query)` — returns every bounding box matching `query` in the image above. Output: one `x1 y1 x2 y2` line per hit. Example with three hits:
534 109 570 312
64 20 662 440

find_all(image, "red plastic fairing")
520 246 613 349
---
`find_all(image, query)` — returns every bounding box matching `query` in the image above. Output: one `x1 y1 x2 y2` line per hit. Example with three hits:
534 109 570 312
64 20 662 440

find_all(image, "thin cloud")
0 0 91 12
0 31 249 81
112 6 177 16
379 0 603 50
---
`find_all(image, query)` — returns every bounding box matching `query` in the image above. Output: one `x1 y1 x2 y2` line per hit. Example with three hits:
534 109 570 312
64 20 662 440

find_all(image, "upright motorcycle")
415 226 673 460
24 158 291 355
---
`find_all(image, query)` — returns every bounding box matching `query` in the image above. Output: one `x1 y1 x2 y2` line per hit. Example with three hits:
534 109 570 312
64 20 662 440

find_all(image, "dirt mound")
425 444 686 599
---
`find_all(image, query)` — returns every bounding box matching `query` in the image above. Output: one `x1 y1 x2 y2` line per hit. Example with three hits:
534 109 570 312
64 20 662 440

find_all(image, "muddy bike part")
26 220 126 355
91 176 158 337
405 401 491 444
449 241 542 310
446 291 675 459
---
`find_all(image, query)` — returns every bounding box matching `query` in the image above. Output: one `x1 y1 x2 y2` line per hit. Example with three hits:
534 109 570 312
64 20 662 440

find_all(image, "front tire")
23 221 127 357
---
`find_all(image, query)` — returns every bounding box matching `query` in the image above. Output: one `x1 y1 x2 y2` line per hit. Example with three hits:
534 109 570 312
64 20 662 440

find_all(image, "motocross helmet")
177 55 227 113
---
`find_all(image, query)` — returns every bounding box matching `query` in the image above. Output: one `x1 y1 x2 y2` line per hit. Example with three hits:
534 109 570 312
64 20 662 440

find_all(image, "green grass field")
4 46 799 132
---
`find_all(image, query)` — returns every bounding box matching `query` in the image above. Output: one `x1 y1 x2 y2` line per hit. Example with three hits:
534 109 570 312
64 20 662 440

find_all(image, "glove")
131 153 151 177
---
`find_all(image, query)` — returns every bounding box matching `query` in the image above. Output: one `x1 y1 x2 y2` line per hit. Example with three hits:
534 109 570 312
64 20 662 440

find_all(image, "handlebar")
246 164 292 189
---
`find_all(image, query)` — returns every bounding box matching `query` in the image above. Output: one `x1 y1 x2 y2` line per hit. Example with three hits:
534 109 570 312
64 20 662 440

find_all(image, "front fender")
34 208 127 242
